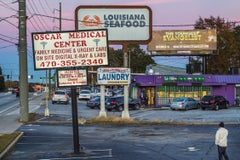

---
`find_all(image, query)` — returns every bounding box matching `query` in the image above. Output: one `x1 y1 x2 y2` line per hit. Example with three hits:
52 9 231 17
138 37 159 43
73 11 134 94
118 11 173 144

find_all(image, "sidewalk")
0 93 44 133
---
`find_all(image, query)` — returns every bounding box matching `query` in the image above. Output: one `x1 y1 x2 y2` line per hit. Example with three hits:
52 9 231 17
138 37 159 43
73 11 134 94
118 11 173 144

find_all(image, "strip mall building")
130 74 240 107
136 29 240 107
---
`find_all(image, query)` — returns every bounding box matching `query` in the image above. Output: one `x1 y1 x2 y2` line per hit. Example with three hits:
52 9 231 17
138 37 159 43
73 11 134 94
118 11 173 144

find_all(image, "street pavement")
1 93 240 133
1 93 240 159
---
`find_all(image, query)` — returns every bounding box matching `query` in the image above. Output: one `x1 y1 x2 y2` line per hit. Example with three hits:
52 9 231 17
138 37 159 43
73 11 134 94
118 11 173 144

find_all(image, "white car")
52 90 70 104
78 90 91 100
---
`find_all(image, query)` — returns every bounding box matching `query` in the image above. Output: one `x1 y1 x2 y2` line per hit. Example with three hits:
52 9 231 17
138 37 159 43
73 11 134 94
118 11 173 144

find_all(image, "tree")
108 44 155 73
0 67 5 91
194 16 240 74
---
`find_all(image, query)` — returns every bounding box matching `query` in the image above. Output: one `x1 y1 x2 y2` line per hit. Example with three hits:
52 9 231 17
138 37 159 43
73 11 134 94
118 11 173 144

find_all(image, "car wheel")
185 105 189 110
201 107 205 110
118 105 124 112
134 104 140 110
225 103 229 109
197 104 200 109
52 101 55 104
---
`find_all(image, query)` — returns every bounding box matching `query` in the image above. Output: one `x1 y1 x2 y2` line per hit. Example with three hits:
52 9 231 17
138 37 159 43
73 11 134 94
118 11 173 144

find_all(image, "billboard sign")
97 68 131 85
32 29 109 70
75 6 152 43
57 68 87 87
148 29 217 55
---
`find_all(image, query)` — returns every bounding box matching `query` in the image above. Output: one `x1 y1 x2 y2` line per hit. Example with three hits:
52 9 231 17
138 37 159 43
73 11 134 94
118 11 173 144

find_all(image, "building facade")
130 74 240 107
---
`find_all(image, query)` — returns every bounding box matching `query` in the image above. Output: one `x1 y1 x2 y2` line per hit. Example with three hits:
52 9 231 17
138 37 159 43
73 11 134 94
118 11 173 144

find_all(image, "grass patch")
0 132 21 153
28 113 44 122
86 116 151 125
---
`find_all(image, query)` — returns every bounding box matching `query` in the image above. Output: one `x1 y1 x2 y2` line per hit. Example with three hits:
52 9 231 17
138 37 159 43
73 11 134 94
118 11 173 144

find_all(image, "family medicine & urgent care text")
32 29 108 69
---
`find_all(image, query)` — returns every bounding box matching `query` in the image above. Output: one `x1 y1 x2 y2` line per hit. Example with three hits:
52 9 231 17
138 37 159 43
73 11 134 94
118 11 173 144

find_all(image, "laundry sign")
97 68 130 85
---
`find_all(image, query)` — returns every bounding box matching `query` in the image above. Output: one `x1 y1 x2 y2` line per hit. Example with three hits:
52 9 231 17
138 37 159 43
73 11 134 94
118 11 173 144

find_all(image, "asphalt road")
2 94 240 160
4 123 240 160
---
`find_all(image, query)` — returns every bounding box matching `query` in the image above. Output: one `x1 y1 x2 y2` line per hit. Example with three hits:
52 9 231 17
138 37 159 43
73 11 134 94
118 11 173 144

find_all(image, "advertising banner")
97 68 131 85
148 29 217 55
32 29 109 70
57 68 87 87
75 6 152 43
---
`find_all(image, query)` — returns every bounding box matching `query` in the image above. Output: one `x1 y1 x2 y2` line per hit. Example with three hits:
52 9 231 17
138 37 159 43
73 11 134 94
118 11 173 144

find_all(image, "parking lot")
34 98 240 125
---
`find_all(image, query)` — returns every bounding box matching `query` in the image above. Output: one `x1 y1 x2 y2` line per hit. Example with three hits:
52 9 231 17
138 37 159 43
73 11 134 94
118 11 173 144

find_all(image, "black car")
86 96 109 109
105 96 141 111
200 95 229 110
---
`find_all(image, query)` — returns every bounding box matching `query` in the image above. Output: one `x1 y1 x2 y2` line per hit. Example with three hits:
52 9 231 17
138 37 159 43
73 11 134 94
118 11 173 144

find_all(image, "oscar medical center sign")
32 29 109 70
75 6 152 43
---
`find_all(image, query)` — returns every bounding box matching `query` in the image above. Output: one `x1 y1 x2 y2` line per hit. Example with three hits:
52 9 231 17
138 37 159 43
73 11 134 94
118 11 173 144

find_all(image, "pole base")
99 110 107 117
44 108 50 117
121 110 130 119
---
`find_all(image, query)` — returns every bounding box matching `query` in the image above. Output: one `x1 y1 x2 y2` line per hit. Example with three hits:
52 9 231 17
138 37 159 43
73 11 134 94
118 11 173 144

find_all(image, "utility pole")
19 0 29 122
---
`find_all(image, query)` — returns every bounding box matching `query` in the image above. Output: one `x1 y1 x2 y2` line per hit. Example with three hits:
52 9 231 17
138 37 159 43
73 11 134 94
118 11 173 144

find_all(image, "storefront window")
156 85 212 106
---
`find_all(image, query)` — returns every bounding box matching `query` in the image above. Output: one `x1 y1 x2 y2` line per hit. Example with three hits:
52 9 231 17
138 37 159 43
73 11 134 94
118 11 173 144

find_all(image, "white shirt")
215 127 228 147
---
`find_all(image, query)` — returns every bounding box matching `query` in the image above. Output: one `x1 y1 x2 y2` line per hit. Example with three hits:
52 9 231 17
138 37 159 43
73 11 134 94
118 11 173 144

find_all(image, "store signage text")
32 29 108 70
57 69 87 87
97 68 130 85
76 6 152 42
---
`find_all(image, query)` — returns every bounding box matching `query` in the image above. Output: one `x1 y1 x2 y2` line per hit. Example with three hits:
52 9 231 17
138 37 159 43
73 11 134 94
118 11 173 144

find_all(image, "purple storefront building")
130 74 240 107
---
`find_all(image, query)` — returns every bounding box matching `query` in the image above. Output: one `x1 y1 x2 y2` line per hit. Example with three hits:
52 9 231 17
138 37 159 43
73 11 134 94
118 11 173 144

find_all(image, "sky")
0 0 240 83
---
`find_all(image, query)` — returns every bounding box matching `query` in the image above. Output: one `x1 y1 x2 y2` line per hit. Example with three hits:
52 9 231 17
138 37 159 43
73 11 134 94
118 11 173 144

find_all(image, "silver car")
78 90 91 100
52 90 70 104
170 97 200 110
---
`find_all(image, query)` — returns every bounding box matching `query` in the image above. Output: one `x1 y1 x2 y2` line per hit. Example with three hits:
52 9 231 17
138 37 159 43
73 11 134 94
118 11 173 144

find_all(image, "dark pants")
217 145 229 160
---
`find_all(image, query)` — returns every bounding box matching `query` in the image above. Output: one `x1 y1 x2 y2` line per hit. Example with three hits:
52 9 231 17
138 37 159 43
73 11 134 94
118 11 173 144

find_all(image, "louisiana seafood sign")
97 68 130 85
76 6 152 42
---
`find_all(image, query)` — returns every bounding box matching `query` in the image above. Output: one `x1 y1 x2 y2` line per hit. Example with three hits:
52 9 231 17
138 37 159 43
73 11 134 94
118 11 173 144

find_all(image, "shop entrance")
140 87 155 107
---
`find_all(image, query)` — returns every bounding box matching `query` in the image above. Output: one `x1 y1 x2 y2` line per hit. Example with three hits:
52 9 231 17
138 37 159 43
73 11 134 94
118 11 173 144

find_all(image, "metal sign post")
71 87 80 154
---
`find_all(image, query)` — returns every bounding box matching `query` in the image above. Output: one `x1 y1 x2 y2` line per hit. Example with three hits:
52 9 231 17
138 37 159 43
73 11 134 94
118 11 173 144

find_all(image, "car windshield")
202 96 213 101
106 97 116 102
81 90 90 94
55 91 65 95
92 97 100 101
173 98 185 102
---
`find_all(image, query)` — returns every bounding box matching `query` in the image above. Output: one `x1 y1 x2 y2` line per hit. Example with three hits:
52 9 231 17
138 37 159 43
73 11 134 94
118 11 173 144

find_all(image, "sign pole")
122 43 130 118
71 87 80 154
99 85 107 117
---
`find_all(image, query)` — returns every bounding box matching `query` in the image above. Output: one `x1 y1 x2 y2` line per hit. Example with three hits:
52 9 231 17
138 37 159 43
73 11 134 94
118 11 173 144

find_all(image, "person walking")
215 122 229 160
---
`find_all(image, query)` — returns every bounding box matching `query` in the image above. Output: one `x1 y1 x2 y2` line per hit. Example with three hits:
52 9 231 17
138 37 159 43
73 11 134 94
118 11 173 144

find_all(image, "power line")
0 44 16 50
27 0 46 31
0 37 17 45
30 0 50 30
0 33 18 40
0 0 18 12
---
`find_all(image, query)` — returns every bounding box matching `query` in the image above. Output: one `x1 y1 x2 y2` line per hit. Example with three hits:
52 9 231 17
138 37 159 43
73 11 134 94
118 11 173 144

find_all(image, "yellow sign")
148 29 217 55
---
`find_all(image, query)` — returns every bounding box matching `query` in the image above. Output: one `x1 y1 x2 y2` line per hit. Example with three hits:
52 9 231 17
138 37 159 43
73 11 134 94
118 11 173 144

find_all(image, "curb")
0 132 24 160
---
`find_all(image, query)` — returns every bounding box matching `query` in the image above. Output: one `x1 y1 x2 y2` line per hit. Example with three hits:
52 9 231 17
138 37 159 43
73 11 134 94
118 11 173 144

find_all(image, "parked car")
52 90 70 104
200 95 229 110
105 96 141 111
170 97 200 110
86 96 109 109
15 87 20 97
78 90 91 100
